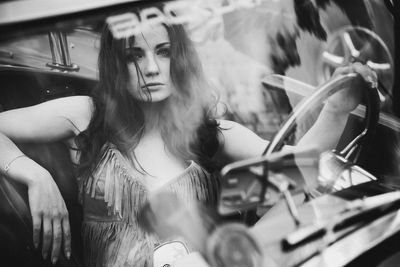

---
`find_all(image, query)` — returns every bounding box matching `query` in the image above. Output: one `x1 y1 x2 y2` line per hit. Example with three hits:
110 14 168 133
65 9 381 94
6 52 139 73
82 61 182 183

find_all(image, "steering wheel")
263 73 380 160
259 73 380 223
218 73 380 227
317 26 394 106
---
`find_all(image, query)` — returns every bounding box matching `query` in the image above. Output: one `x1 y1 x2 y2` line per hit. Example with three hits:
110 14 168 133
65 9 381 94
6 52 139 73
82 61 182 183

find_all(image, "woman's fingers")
62 215 72 259
33 207 70 264
51 217 62 264
46 200 71 264
333 62 377 86
27 173 71 263
332 65 351 77
351 62 378 87
42 215 52 260
32 213 41 249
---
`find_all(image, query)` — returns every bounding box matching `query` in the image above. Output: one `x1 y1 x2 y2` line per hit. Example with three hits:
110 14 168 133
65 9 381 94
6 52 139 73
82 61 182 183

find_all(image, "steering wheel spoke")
342 32 360 58
322 51 344 67
319 26 394 96
366 60 391 71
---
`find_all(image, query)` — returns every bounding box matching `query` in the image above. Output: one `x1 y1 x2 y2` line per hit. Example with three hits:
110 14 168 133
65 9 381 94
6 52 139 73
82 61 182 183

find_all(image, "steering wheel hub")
318 26 394 101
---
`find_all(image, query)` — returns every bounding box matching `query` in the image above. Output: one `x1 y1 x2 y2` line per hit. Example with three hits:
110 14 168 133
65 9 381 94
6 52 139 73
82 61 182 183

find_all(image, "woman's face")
126 25 172 102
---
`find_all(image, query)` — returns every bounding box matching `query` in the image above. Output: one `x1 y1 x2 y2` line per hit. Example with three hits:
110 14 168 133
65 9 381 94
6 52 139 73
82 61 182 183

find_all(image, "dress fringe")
83 147 148 225
82 221 154 267
165 162 219 206
79 144 220 267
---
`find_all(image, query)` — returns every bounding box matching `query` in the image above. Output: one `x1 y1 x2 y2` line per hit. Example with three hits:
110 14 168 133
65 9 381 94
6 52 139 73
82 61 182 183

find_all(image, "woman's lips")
141 82 164 89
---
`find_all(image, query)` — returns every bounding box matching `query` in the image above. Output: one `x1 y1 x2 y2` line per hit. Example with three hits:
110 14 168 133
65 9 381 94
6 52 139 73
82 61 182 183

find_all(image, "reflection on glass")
219 168 265 214
153 240 189 267
315 151 377 196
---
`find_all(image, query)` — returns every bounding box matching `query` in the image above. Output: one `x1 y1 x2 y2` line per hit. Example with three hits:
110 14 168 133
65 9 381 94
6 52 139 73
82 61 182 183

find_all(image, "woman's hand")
26 170 71 264
324 62 378 114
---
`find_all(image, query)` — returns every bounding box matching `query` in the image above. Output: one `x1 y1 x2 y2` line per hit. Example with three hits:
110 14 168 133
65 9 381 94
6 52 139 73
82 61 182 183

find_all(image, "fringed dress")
80 144 220 267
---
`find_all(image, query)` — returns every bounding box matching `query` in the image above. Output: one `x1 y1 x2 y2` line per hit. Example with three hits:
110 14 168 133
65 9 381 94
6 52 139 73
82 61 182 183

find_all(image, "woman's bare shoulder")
54 95 94 134
34 95 94 133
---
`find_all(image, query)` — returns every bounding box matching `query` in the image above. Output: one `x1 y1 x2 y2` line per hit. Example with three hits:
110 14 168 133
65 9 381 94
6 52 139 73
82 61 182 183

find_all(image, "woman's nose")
144 53 160 77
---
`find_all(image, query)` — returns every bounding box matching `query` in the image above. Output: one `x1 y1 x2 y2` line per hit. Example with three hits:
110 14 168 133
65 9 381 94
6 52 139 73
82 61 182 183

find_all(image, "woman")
0 7 373 267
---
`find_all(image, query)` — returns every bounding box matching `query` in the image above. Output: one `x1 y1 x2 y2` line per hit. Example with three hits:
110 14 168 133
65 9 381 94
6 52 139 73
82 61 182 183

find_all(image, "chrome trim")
303 209 400 267
46 31 79 71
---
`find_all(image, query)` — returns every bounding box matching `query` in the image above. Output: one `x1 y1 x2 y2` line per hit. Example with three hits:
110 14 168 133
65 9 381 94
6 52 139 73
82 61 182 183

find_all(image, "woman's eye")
157 47 170 57
126 51 144 62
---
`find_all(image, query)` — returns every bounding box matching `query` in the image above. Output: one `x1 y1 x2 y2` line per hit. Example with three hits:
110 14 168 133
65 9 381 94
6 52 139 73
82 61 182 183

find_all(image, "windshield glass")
0 1 398 267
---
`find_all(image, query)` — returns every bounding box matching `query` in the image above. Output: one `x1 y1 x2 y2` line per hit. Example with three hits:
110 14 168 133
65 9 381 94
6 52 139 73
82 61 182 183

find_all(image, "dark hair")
76 9 220 178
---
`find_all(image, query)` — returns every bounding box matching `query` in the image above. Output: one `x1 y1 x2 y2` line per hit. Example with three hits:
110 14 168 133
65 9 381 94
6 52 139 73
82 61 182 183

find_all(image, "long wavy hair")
76 9 220 177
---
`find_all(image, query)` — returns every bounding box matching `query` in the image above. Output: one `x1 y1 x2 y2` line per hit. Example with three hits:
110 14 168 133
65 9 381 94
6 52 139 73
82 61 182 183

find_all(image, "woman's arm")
216 119 269 163
297 63 372 152
218 63 374 161
0 95 93 264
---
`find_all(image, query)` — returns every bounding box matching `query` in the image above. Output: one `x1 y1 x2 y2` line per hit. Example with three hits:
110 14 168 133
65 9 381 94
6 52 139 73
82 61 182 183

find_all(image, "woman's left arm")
218 63 375 161
216 119 269 163
297 62 374 152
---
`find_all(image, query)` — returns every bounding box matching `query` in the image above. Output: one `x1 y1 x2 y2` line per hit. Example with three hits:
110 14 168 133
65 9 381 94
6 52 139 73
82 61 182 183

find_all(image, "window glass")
0 1 398 266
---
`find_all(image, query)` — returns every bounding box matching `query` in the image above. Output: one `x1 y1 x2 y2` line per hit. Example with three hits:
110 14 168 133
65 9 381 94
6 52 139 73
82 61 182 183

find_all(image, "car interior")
0 0 399 266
